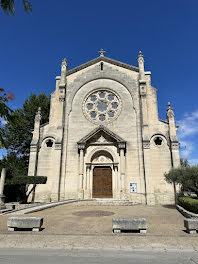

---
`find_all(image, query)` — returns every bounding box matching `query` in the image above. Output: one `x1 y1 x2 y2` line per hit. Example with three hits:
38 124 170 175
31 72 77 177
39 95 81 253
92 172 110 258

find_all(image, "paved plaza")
0 202 198 250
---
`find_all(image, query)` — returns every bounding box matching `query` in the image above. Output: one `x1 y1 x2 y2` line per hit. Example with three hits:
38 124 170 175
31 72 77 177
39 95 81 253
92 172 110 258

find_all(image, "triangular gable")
77 125 126 145
67 56 139 76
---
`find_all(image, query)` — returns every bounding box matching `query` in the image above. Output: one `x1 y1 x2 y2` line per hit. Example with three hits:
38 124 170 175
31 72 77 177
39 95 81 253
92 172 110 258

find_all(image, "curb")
5 199 80 215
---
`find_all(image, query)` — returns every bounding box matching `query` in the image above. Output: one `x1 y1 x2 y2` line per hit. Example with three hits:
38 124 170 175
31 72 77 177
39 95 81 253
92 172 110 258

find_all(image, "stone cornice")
66 56 139 76
77 125 126 145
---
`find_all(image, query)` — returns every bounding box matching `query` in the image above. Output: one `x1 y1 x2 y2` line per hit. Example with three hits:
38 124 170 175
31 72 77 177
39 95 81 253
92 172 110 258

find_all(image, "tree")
0 93 49 202
0 152 28 202
2 93 50 180
1 0 32 15
165 165 198 203
181 166 198 197
3 93 50 158
10 176 47 202
164 167 183 205
180 158 190 168
0 88 14 148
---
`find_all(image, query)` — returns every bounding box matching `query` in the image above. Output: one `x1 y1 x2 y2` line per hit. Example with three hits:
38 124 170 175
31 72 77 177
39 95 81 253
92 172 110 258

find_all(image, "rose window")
83 90 121 124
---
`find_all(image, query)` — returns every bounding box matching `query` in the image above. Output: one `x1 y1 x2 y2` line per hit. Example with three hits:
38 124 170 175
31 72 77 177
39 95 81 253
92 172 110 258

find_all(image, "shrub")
178 196 198 214
9 176 47 185
5 176 47 203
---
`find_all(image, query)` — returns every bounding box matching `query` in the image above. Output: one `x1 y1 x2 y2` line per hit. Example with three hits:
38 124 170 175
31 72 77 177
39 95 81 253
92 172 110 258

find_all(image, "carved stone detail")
140 84 146 96
96 135 108 143
143 141 150 149
171 142 179 150
167 102 175 120
55 143 62 150
30 145 38 152
78 144 85 150
118 143 126 149
92 155 112 163
35 107 41 122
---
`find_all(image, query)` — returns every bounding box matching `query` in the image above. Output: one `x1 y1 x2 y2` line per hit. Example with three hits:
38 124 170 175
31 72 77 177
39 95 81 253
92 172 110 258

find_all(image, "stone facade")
28 51 180 205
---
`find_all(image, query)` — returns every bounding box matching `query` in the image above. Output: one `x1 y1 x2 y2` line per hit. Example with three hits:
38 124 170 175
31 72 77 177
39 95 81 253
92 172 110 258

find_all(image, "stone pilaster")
167 103 180 168
0 168 6 209
28 108 41 177
84 165 91 199
118 142 126 199
78 144 85 199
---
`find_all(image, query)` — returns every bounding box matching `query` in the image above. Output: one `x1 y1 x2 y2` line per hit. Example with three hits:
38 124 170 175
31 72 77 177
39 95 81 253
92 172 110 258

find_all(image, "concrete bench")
112 218 147 233
184 218 198 234
7 217 43 232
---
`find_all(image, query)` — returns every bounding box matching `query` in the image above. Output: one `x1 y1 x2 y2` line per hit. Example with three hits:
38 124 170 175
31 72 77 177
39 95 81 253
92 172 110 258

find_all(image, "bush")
178 196 198 214
9 176 47 185
4 184 27 203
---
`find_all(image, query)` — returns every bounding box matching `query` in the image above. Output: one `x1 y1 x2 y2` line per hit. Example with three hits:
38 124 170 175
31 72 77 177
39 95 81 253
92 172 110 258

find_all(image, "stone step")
84 199 136 206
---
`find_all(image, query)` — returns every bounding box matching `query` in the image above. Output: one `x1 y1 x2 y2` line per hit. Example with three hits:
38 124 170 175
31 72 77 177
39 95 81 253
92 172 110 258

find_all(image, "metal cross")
98 49 106 56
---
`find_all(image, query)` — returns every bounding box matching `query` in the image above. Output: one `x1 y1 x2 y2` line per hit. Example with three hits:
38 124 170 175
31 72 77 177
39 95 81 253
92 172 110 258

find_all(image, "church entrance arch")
93 166 112 198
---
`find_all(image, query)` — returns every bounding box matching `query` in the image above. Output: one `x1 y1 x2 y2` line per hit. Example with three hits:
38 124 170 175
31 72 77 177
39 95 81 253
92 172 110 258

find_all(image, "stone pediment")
77 125 126 148
66 56 139 76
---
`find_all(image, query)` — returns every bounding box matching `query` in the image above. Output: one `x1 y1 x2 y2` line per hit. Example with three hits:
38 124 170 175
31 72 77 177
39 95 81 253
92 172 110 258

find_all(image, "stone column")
114 165 119 199
78 144 85 199
142 141 154 205
120 149 125 190
50 141 62 202
118 143 126 199
166 103 180 168
84 165 91 199
0 168 6 209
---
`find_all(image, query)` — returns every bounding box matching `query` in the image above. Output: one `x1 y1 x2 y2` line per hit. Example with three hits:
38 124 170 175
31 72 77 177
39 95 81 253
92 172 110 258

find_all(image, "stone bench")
184 218 198 234
7 217 43 232
112 218 147 233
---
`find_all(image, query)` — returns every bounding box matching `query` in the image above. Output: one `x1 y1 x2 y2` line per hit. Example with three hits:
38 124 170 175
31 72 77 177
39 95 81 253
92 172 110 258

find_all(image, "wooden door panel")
93 167 112 198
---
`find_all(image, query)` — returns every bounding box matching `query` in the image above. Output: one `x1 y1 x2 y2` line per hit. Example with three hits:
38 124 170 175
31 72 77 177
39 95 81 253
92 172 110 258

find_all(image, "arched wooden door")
92 166 112 198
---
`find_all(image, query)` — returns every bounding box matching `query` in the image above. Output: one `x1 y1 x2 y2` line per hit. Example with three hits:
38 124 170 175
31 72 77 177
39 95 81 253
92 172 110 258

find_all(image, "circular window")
46 139 54 148
83 89 122 124
154 136 163 146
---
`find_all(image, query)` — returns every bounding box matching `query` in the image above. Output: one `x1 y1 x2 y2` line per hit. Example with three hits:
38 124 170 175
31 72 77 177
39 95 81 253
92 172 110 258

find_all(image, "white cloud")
177 109 198 159
179 140 194 159
177 110 198 139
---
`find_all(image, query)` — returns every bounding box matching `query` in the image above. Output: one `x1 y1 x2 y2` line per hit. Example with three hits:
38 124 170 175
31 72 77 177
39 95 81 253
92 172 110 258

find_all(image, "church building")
28 50 180 205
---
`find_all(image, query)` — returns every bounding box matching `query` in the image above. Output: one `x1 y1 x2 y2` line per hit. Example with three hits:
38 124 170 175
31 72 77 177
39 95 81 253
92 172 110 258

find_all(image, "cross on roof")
98 49 106 57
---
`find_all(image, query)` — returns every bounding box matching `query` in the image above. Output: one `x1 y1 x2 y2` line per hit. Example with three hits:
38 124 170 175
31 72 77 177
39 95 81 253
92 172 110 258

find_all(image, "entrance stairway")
84 199 136 206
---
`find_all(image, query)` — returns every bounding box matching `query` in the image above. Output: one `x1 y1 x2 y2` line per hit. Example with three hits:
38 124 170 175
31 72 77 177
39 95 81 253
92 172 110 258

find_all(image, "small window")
100 62 104 71
46 139 53 148
154 137 163 146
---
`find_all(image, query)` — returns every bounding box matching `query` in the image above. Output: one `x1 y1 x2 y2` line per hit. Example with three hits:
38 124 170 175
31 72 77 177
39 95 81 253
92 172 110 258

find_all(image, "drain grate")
72 210 115 217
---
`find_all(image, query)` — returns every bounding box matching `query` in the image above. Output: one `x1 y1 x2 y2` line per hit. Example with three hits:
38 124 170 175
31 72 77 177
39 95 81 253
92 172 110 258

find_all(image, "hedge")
8 176 47 185
178 196 198 214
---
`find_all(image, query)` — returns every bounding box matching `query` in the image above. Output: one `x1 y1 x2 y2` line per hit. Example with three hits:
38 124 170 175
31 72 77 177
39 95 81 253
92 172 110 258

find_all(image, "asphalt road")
0 248 198 264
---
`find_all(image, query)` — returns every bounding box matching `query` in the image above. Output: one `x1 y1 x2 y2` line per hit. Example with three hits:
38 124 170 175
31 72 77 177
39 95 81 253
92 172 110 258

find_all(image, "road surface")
0 248 198 264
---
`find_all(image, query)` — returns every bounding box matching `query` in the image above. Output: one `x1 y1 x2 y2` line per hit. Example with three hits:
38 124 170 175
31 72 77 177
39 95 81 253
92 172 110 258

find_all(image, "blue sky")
1 0 198 163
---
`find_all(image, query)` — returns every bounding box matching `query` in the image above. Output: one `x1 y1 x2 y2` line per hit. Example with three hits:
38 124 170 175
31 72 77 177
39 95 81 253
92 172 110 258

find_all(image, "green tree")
3 93 50 158
181 166 198 197
0 152 28 202
0 88 14 148
1 0 32 15
164 167 183 205
2 93 50 178
180 158 190 167
0 93 50 202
